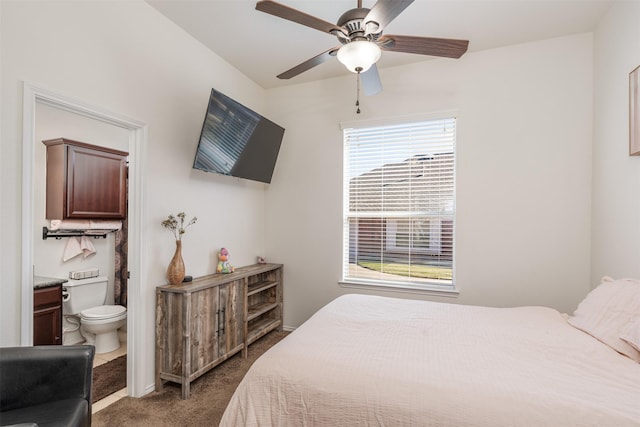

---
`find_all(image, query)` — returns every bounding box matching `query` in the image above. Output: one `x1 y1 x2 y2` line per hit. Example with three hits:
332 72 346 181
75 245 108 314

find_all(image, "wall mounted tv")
193 88 285 184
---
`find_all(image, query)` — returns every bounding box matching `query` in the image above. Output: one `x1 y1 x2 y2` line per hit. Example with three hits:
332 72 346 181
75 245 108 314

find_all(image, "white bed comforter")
220 294 640 426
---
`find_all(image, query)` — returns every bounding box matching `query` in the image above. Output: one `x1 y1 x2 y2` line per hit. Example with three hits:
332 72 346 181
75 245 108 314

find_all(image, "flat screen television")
193 88 285 184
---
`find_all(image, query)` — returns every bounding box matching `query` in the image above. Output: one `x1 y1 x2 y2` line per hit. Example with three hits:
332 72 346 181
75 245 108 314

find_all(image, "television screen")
193 88 285 184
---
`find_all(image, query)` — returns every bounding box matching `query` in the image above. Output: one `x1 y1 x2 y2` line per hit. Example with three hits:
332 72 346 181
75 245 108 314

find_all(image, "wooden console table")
155 263 283 399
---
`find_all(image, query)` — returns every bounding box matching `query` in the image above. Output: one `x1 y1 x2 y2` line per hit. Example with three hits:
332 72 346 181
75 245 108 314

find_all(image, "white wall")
265 33 595 327
1 0 272 394
591 1 640 283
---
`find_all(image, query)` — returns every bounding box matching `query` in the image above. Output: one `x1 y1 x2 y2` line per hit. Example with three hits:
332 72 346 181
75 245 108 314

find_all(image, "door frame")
21 81 148 397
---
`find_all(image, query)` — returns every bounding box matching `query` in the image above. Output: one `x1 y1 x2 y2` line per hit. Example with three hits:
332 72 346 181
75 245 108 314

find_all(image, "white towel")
63 237 83 262
90 220 122 230
55 220 122 230
57 220 91 230
80 236 96 258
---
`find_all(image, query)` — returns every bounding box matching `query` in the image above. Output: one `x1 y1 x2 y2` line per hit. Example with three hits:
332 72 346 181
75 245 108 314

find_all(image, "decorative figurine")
217 247 235 274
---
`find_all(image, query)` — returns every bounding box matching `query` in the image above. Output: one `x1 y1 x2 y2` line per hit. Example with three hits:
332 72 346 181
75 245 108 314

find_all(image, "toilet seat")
79 306 127 354
81 305 126 321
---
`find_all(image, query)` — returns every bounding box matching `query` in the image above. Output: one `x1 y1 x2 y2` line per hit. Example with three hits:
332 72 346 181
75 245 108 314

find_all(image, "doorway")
21 82 147 398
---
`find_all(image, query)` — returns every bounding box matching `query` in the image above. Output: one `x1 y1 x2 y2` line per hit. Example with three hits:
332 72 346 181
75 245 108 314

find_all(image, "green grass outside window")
358 261 452 280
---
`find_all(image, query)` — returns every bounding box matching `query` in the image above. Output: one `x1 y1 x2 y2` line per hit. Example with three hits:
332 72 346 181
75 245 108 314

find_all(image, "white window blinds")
342 118 456 290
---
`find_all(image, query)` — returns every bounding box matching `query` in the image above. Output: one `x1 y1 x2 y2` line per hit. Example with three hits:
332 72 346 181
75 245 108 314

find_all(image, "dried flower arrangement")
161 212 197 241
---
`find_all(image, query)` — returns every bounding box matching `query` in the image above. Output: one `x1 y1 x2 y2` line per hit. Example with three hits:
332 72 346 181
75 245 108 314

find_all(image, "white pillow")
621 317 640 353
568 277 640 363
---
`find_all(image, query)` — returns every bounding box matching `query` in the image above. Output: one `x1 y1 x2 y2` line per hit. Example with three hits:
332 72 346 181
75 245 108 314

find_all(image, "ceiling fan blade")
277 47 339 79
361 64 383 96
378 34 469 59
363 0 414 35
256 1 346 36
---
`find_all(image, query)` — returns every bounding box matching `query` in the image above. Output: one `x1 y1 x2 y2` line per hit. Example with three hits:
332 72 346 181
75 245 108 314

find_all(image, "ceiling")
146 0 613 90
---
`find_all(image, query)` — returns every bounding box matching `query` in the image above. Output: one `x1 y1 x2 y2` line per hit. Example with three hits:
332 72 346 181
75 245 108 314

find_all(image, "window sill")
339 278 459 298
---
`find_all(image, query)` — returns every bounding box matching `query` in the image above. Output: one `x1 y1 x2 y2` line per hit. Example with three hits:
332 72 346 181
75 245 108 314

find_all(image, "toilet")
62 276 127 354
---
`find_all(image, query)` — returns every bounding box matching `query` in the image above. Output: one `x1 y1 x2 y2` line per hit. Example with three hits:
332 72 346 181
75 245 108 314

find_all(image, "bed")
220 278 640 426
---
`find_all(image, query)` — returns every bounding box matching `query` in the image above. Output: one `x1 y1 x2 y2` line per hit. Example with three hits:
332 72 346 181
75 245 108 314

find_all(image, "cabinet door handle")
220 308 226 335
215 309 220 336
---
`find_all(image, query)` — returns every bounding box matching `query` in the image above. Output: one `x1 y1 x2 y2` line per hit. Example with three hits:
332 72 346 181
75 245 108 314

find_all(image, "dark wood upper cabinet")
43 138 128 220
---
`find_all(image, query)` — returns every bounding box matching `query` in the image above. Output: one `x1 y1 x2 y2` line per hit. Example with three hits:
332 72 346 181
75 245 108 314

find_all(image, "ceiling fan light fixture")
337 40 381 73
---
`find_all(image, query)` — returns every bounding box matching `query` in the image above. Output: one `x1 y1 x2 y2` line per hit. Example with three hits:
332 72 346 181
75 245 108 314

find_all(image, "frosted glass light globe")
337 41 382 73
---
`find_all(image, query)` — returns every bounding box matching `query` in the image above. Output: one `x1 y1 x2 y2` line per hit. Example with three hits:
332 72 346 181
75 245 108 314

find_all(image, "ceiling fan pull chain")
356 67 362 114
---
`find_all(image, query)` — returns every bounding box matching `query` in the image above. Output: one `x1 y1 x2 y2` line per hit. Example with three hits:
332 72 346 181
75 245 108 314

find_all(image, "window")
342 118 456 291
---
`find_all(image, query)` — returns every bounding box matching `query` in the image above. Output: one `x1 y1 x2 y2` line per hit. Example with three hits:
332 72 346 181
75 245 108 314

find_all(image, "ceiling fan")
255 0 469 96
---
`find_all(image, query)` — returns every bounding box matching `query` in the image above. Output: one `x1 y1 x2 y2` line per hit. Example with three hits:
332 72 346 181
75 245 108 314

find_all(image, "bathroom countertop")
34 275 68 289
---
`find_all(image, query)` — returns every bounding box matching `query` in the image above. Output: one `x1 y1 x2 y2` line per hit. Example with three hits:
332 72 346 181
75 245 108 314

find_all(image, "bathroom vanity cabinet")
33 284 63 345
155 263 283 399
43 138 128 220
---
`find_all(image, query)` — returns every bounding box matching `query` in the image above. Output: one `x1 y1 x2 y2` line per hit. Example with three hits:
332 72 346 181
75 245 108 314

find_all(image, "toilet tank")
62 276 108 315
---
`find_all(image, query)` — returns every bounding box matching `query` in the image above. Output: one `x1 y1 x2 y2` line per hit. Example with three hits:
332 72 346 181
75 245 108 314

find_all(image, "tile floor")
92 344 127 413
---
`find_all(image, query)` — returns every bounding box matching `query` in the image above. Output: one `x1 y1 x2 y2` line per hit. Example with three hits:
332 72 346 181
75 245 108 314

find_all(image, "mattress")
220 294 640 426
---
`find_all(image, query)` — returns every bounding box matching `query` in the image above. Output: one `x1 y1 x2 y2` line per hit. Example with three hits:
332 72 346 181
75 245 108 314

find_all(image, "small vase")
167 240 185 285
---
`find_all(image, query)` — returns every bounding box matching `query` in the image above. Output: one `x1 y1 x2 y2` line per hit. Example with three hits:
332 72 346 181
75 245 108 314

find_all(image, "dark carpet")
93 354 127 403
92 330 288 427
